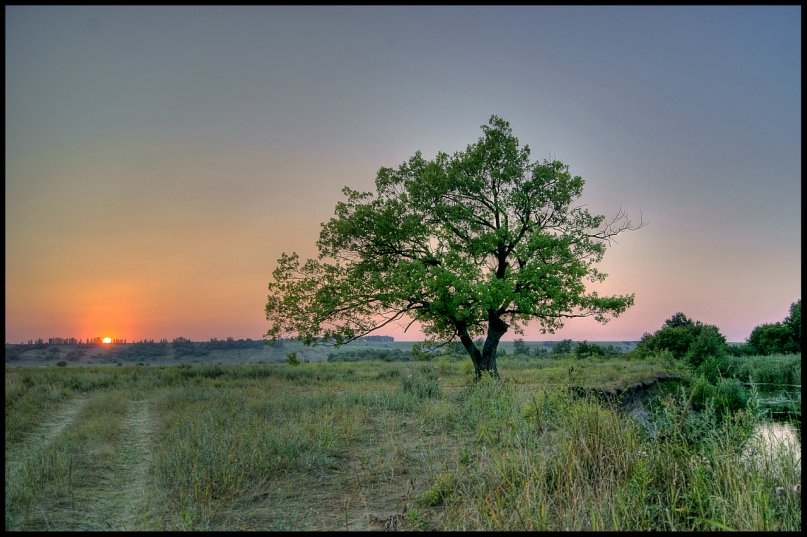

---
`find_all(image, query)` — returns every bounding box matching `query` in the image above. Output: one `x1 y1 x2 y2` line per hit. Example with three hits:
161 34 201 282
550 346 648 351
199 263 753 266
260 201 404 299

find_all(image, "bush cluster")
634 312 727 367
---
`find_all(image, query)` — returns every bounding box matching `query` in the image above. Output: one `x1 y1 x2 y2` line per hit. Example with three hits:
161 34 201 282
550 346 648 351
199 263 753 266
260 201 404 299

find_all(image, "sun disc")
102 337 112 344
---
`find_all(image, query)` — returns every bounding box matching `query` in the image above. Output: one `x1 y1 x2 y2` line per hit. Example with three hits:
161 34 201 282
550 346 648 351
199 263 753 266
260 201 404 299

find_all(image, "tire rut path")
79 398 158 530
5 396 89 486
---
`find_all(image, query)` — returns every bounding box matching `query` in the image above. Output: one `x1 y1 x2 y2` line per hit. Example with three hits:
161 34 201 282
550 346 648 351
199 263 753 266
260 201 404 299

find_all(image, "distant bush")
286 352 301 366
553 339 573 356
634 312 728 364
65 349 85 361
111 341 169 361
574 341 607 359
4 344 26 361
512 338 529 356
327 348 410 362
205 337 268 351
726 343 754 356
56 361 68 367
171 337 209 358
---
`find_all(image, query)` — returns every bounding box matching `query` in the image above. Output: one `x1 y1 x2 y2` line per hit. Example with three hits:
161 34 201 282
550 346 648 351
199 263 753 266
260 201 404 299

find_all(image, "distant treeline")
4 337 283 363
328 348 410 362
356 335 394 343
8 335 394 346
14 337 130 346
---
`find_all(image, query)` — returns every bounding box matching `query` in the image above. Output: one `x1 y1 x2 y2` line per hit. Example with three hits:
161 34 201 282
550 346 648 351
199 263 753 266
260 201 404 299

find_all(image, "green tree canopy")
664 312 696 329
552 339 574 356
266 116 643 378
636 312 728 365
747 322 794 355
512 338 529 356
784 299 801 352
575 340 607 359
745 299 801 355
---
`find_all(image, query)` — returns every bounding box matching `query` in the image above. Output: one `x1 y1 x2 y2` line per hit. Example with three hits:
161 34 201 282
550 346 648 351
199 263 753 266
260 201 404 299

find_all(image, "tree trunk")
456 312 508 380
479 310 508 379
456 321 484 379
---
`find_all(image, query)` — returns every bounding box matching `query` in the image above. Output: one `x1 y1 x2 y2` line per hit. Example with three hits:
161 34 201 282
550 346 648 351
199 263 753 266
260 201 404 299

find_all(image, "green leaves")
266 115 640 354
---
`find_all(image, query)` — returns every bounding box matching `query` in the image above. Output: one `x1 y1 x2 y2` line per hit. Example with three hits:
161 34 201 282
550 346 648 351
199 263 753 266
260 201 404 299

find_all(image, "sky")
5 6 801 344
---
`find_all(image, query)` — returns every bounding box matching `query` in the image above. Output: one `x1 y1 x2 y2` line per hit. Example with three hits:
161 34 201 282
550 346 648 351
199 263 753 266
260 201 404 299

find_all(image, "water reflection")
753 422 800 460
743 421 801 476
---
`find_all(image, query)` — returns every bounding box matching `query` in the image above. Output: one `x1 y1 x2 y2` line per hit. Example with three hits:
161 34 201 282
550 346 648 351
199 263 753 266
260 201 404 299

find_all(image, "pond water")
743 420 801 479
752 422 800 457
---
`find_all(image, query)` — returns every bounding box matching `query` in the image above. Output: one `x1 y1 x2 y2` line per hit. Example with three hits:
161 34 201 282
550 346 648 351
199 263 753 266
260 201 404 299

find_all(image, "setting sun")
102 337 112 344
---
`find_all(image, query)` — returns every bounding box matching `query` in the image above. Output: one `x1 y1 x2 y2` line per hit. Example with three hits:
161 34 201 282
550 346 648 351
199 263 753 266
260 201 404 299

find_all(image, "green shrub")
553 339 573 356
695 355 723 384
636 313 729 364
746 300 800 354
400 370 441 399
714 377 747 412
686 325 727 367
689 375 717 410
512 338 529 357
575 341 607 359
418 472 454 506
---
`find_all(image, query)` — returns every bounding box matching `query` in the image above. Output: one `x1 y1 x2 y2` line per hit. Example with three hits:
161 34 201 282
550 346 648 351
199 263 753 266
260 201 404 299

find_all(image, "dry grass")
5 355 801 531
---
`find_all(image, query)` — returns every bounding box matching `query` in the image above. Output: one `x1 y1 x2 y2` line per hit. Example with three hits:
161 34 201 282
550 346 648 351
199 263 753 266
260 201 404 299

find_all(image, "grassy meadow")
5 353 801 531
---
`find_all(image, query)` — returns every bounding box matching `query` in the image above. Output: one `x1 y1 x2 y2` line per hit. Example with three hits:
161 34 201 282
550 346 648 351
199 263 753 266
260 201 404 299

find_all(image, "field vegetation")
3 338 639 367
5 351 800 531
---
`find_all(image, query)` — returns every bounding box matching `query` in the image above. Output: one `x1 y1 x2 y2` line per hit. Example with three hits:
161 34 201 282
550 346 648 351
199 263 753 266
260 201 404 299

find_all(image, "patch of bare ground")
5 395 88 486
226 416 456 531
223 467 424 531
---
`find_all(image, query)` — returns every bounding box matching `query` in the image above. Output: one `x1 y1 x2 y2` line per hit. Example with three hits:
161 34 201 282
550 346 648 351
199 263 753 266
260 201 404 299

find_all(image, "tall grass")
436 384 800 531
6 391 129 530
719 354 801 387
5 356 801 531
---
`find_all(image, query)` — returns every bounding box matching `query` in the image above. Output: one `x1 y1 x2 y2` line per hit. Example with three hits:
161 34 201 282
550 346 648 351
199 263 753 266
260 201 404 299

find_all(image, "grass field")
5 354 801 531
4 339 640 367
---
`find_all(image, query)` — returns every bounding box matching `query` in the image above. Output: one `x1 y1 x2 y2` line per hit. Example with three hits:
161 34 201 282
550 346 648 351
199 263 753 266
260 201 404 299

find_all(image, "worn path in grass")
72 398 158 530
235 415 450 531
5 395 89 488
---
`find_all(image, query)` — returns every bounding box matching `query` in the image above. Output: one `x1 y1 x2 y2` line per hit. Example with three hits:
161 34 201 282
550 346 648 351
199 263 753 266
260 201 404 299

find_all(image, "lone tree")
266 116 643 378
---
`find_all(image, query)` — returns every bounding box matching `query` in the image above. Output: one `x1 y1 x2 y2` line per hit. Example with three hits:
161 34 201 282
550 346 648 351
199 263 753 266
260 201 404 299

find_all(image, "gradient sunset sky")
5 6 801 343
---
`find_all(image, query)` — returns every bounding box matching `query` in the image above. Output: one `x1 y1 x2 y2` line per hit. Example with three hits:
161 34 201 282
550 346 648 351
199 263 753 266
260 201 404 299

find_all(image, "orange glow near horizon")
102 337 112 344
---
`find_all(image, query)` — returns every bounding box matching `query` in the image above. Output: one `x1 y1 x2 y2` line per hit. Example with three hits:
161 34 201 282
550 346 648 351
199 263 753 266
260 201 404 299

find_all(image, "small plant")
404 507 432 530
286 351 301 366
714 377 747 412
418 472 454 506
400 370 441 399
